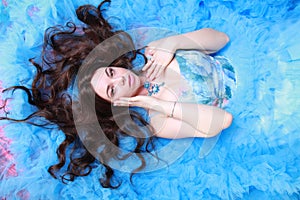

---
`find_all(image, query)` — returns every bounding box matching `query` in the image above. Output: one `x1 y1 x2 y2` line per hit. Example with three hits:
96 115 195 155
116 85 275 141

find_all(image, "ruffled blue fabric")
1 0 300 199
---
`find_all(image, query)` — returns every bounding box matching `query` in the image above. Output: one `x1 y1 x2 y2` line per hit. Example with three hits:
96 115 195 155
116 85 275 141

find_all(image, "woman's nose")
111 76 125 86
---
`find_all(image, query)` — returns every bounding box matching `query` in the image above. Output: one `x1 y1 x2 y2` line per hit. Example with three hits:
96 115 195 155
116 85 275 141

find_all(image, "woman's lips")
128 74 136 87
128 74 132 87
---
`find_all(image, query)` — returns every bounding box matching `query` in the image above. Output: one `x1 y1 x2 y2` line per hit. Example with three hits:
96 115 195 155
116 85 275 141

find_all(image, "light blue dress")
175 50 236 107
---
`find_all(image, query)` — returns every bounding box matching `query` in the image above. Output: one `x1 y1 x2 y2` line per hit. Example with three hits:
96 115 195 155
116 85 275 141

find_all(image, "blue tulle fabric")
1 0 300 199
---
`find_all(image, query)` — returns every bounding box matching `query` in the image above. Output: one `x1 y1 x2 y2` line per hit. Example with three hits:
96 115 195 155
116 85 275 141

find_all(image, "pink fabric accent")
0 82 17 178
17 189 30 200
27 6 40 17
2 0 8 7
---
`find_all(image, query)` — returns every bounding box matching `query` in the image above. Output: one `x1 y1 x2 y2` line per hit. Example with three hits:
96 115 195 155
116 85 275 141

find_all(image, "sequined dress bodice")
175 50 236 107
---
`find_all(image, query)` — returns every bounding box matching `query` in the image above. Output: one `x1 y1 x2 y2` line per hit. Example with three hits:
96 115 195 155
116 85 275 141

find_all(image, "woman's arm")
114 96 232 138
143 28 230 80
150 112 218 138
157 100 233 137
147 28 230 54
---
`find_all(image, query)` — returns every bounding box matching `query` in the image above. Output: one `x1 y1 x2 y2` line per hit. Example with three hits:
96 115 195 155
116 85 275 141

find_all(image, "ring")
147 56 154 61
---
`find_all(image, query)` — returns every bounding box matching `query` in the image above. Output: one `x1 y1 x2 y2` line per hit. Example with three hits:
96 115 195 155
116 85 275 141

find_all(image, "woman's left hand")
142 44 175 81
113 96 164 111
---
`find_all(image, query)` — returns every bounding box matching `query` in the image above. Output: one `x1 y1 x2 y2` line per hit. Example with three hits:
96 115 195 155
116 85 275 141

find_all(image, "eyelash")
109 68 114 77
111 86 115 96
108 68 115 97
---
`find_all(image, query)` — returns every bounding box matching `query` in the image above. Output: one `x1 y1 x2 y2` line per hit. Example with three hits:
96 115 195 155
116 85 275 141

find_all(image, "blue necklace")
143 81 165 96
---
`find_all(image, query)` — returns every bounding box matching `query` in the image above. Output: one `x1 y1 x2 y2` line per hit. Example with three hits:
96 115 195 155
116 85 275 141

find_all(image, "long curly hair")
0 0 157 188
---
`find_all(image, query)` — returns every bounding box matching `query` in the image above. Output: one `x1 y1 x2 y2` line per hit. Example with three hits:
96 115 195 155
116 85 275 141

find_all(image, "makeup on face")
91 66 143 102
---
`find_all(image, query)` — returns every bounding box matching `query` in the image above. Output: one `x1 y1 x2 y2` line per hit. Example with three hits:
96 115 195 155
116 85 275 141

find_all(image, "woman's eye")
109 68 114 77
111 87 115 97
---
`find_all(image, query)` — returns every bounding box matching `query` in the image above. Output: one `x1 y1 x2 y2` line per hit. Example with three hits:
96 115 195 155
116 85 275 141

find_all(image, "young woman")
91 28 233 139
1 0 234 188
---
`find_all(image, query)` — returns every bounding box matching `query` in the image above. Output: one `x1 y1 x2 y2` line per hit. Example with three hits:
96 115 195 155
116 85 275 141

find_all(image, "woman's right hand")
142 41 175 80
113 96 166 111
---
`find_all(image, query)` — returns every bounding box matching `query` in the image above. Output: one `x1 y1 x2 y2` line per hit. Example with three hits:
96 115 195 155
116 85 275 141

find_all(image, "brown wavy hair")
0 0 157 188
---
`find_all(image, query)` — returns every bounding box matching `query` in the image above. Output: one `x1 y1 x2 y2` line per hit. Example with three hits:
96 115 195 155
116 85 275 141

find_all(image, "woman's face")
91 67 142 102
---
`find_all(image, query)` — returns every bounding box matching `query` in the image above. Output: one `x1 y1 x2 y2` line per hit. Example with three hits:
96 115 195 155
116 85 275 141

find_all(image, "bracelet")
169 101 177 118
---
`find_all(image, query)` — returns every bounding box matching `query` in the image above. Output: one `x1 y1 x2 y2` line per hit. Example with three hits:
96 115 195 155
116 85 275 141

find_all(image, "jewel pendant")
143 81 165 96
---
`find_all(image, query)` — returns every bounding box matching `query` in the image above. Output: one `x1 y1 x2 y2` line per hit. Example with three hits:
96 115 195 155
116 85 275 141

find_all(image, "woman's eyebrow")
105 67 109 77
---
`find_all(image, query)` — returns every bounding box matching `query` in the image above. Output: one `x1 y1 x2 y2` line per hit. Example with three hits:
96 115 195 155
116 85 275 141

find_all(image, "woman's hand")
113 96 167 112
142 41 175 80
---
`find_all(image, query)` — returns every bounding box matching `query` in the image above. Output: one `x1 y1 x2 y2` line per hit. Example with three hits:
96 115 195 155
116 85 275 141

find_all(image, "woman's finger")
142 57 154 71
142 61 151 71
149 64 161 80
154 65 166 79
114 99 146 107
118 97 134 101
113 97 132 106
122 96 146 102
117 96 142 103
113 101 130 106
145 47 154 56
146 62 158 79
